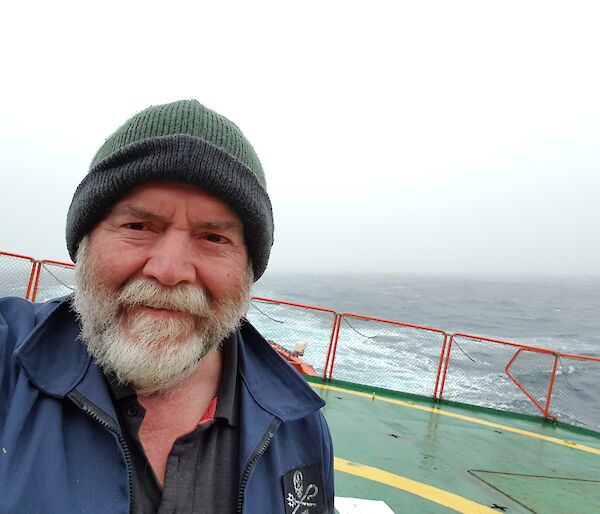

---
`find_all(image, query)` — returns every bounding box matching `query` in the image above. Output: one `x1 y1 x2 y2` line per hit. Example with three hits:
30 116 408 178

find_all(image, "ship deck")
307 377 600 514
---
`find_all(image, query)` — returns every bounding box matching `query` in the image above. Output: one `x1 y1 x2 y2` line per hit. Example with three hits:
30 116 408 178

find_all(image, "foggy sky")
1 1 599 276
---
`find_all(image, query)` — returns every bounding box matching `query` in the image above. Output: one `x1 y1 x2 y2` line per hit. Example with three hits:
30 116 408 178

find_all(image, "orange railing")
0 251 39 300
1 250 599 431
330 312 448 397
437 333 600 426
249 297 337 378
0 252 77 302
30 259 77 302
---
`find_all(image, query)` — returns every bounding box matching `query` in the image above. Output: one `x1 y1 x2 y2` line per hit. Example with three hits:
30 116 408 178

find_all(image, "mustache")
117 279 213 317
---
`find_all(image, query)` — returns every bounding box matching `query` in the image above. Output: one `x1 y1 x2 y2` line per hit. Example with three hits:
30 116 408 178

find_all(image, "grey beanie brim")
66 134 273 280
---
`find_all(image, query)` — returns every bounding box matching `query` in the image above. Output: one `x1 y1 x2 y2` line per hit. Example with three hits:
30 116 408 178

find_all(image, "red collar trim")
197 396 218 425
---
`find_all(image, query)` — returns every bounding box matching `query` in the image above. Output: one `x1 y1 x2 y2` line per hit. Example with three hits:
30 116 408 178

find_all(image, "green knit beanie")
66 100 273 280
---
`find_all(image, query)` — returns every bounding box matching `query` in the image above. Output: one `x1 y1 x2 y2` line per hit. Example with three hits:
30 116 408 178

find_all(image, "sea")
254 273 600 357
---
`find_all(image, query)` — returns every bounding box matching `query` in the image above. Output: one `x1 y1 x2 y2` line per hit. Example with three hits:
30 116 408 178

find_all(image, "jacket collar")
16 297 119 422
237 320 325 422
15 297 325 422
15 297 92 398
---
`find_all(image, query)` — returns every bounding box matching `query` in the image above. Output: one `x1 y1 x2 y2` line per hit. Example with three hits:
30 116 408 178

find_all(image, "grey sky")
1 1 599 275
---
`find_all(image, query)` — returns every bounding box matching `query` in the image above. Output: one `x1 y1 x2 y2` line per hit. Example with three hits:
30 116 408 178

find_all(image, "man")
0 100 334 513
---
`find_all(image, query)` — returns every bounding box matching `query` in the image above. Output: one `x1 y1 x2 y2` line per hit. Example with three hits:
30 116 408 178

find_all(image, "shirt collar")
106 372 135 401
215 331 239 427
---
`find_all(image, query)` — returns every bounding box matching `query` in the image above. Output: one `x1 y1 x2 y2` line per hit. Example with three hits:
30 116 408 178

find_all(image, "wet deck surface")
309 378 600 514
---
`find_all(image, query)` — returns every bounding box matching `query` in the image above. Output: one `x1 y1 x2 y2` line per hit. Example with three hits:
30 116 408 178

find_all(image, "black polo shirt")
107 334 240 514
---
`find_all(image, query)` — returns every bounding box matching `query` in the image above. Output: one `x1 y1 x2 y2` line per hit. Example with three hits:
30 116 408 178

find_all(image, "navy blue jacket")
0 296 334 513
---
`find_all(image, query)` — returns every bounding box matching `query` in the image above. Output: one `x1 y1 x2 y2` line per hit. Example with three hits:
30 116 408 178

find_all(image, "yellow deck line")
335 457 497 514
311 383 600 457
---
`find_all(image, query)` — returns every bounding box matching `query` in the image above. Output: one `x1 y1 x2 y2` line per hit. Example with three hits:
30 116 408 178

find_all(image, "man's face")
71 182 252 394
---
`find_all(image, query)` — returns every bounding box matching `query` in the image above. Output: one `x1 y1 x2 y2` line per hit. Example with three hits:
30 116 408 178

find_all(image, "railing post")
327 315 343 379
543 354 560 419
323 313 341 379
29 262 43 302
437 334 454 399
25 260 40 301
433 333 448 397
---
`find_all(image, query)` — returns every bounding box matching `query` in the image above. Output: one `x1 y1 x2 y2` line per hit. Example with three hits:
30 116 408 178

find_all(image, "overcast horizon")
2 1 599 277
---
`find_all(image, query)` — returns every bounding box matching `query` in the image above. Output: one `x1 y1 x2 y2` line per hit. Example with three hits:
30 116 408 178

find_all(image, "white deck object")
335 497 395 514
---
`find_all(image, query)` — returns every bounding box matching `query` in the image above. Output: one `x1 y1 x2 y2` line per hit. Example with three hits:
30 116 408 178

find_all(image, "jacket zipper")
67 391 134 514
236 418 281 514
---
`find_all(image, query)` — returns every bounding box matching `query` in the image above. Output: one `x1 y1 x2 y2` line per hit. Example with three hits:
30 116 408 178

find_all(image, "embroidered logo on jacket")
282 464 326 514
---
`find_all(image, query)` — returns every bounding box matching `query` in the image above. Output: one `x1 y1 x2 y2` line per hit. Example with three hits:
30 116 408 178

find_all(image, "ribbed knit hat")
66 100 273 280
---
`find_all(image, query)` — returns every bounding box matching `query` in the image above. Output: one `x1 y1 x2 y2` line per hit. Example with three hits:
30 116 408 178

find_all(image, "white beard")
71 240 251 394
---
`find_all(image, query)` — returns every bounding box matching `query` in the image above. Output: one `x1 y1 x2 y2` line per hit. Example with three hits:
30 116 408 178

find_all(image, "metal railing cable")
249 300 285 323
40 262 75 292
340 316 377 339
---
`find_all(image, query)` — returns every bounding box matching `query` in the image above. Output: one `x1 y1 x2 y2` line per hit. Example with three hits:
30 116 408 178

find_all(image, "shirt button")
127 403 138 417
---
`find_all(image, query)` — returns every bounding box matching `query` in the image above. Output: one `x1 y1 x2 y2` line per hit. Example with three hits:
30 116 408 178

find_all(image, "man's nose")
142 232 197 286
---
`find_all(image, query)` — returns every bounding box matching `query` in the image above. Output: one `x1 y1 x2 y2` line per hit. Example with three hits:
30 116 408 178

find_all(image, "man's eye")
125 223 146 231
206 234 226 243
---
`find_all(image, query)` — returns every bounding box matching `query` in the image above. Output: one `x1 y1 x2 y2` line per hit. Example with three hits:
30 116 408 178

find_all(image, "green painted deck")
307 377 600 514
